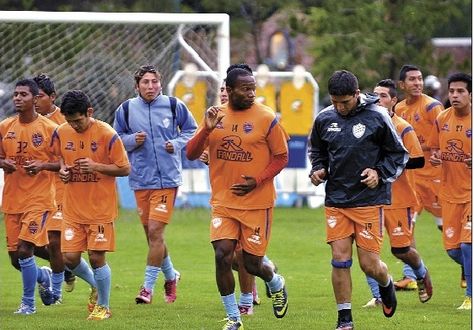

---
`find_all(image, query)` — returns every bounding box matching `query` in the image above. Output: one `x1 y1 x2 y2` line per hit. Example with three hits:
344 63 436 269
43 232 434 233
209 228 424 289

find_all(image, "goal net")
0 11 229 123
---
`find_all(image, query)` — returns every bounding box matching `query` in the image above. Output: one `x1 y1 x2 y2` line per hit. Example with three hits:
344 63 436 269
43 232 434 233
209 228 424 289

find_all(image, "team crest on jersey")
31 133 44 147
466 129 472 138
243 122 253 134
441 124 449 131
414 113 420 122
352 123 366 138
91 141 98 152
28 221 39 234
162 118 170 128
216 122 224 129
5 131 15 139
65 141 75 151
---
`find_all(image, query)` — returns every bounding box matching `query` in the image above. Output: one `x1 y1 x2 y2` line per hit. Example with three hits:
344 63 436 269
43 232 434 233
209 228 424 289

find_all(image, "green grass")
0 207 471 329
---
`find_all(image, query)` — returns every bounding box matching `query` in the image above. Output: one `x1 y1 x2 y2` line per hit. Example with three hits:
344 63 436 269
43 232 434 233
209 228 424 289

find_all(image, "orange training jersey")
43 106 66 206
386 114 423 209
52 119 129 223
395 93 443 178
427 107 471 203
203 102 288 210
0 115 57 213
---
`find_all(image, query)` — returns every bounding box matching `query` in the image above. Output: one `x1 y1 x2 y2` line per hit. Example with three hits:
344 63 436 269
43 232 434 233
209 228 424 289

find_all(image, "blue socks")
93 264 111 308
412 260 427 280
266 273 283 293
239 292 253 308
222 293 240 321
161 256 176 281
72 257 97 288
19 256 37 307
365 275 381 299
52 271 64 298
402 263 416 281
461 243 472 297
144 265 160 291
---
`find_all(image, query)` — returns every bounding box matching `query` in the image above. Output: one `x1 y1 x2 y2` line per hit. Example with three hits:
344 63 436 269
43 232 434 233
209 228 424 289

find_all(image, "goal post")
0 11 230 123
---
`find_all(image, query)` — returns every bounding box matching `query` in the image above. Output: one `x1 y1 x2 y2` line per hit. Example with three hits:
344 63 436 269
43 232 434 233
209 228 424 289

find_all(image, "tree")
293 0 471 94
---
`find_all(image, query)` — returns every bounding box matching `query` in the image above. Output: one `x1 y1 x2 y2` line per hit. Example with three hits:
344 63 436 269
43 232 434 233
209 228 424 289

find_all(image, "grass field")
0 207 471 329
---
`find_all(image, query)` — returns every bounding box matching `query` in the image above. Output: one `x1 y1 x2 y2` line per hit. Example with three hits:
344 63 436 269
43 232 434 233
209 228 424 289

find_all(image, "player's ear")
87 107 94 117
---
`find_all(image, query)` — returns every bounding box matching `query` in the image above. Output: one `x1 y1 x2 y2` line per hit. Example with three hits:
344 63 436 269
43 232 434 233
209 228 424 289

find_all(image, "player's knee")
391 246 410 256
331 259 352 269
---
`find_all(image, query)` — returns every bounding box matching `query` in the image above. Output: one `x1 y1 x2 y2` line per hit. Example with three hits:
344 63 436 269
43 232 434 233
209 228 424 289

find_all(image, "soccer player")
309 70 408 329
428 72 472 310
363 79 433 308
0 79 59 314
33 73 77 298
394 64 445 290
113 65 197 305
52 90 130 320
187 67 289 330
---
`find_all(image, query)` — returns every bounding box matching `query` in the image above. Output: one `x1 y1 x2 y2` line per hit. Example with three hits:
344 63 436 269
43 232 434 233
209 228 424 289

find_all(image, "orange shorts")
61 220 115 253
414 177 442 217
440 199 472 250
4 210 52 251
325 206 384 254
384 207 414 248
135 188 177 225
47 204 63 232
210 205 273 257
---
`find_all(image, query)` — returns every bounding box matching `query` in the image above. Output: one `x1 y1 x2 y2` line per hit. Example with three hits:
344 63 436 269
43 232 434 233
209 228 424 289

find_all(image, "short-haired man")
309 70 408 329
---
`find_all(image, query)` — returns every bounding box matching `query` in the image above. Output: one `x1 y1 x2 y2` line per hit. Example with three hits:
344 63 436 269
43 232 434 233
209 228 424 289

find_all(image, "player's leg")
234 247 255 315
458 202 472 310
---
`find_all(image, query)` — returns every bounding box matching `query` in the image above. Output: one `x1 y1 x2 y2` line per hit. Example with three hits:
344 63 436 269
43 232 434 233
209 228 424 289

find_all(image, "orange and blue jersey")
52 119 129 223
428 107 471 203
0 115 57 213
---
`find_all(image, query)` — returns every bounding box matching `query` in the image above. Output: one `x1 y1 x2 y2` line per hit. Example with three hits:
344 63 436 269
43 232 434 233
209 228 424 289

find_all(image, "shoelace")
272 290 285 307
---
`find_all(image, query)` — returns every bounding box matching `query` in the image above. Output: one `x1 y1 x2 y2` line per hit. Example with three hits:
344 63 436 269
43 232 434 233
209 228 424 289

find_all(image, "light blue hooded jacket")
113 94 197 190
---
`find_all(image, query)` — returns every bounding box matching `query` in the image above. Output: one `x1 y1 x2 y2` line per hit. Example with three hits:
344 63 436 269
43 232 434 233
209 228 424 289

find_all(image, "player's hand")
165 141 174 154
59 166 71 183
199 150 209 165
310 168 326 186
464 153 471 169
0 158 17 174
23 160 44 176
135 131 147 146
75 158 96 174
230 175 257 196
361 168 379 189
205 106 225 130
429 149 442 167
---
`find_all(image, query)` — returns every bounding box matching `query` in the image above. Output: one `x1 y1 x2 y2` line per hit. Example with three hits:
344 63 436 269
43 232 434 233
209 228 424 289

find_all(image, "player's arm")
187 106 223 160
113 103 144 152
401 125 425 169
0 132 16 173
427 117 442 167
308 119 329 179
166 101 198 154
23 159 60 175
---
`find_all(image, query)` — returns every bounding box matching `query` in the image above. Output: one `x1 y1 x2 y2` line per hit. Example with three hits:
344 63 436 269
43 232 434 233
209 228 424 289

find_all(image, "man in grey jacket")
114 65 197 305
309 70 408 330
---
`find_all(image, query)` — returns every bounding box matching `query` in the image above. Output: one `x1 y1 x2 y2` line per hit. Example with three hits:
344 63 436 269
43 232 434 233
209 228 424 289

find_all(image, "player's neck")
454 104 471 117
405 94 421 105
19 110 38 123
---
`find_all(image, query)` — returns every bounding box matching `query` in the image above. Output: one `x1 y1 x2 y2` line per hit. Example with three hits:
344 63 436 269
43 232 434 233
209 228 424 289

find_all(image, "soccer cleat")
38 266 54 305
222 318 244 330
270 275 288 318
416 268 433 303
394 276 417 291
457 296 472 310
238 305 254 315
164 271 180 303
335 321 354 330
64 270 76 293
88 287 98 312
252 280 261 305
13 303 36 315
362 297 382 308
136 286 153 304
52 295 62 305
379 278 397 318
87 305 112 320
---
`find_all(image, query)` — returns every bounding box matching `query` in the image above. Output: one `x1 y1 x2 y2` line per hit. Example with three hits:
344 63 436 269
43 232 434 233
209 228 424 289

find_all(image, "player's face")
227 75 256 110
35 88 55 115
219 81 228 105
400 70 423 97
137 72 161 102
13 85 37 113
374 86 397 112
65 109 92 133
330 91 359 116
448 81 471 111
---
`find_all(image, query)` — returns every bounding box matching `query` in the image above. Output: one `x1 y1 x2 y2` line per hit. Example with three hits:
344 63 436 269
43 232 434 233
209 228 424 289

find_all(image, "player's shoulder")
435 107 453 122
421 94 443 111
